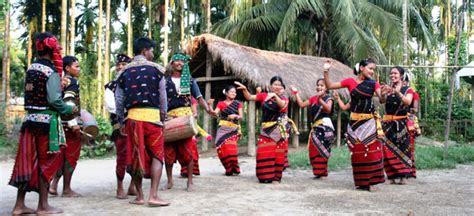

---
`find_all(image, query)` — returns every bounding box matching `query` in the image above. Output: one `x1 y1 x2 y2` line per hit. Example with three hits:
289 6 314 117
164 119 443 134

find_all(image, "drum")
164 115 198 142
80 109 99 140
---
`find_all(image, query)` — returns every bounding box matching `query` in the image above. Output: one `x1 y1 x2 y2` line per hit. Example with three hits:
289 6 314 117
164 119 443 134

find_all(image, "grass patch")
288 144 474 171
288 147 351 171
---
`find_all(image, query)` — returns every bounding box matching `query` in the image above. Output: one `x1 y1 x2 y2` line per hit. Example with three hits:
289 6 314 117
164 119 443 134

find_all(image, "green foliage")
80 115 114 158
288 144 474 171
288 147 351 171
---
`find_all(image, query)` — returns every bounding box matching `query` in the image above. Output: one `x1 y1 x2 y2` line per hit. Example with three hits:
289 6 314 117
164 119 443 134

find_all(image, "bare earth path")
0 156 473 215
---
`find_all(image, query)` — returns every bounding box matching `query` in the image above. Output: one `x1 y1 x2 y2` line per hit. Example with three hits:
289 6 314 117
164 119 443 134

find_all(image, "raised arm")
319 97 333 113
207 99 221 117
234 81 256 101
323 60 343 90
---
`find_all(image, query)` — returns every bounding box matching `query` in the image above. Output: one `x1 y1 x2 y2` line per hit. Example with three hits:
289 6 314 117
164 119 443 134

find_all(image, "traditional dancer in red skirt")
324 59 387 191
292 79 335 179
403 76 421 178
381 66 414 185
9 32 73 215
208 85 243 176
235 76 293 183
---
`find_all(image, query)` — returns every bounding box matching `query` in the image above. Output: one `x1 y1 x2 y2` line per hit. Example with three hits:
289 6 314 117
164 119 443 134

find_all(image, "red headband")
36 36 63 77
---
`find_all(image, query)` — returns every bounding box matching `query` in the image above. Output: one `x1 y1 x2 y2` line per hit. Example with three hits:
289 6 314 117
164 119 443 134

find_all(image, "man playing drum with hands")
163 52 214 192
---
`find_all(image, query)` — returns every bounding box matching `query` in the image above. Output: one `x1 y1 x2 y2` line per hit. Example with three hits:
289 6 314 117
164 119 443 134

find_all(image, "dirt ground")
0 155 473 216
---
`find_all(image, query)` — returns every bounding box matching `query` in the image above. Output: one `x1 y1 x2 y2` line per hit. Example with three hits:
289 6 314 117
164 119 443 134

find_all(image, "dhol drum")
80 109 99 140
164 115 198 142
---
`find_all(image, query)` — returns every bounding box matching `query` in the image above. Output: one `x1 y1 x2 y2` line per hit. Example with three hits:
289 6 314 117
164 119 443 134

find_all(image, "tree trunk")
444 0 465 158
402 0 408 65
97 0 103 114
27 21 34 68
205 0 211 33
247 100 256 156
69 0 76 55
148 0 152 38
2 0 11 104
105 0 111 83
179 0 185 49
60 0 67 55
202 52 212 152
163 0 169 62
127 0 133 57
41 0 46 32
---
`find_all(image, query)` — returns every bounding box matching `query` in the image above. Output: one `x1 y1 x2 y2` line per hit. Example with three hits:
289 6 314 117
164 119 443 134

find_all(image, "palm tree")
213 0 434 65
60 0 67 55
163 0 169 62
41 0 46 32
104 0 111 84
2 0 11 103
97 0 104 114
70 0 76 55
127 0 132 56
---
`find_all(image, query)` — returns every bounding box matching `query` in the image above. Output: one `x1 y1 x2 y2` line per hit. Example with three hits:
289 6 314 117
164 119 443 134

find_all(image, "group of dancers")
8 33 421 215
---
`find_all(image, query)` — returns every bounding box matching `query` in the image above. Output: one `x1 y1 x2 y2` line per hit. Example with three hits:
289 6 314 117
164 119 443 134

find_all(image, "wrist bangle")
291 90 298 95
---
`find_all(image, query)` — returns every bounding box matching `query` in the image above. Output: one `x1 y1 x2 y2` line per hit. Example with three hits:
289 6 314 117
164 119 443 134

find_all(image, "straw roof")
188 34 352 100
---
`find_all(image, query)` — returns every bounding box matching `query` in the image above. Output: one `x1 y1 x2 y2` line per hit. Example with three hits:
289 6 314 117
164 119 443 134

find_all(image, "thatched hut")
187 34 353 155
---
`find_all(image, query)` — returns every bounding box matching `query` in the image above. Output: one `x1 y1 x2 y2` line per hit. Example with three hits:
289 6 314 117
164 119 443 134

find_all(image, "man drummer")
104 53 137 199
163 52 214 192
115 37 169 206
49 55 83 197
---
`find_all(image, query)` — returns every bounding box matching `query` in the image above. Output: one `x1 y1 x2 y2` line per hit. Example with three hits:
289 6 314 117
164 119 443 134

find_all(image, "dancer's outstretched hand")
323 60 332 71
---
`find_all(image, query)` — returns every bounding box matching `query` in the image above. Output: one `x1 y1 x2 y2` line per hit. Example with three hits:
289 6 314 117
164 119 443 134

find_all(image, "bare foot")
127 187 137 196
399 178 407 185
148 197 170 207
368 186 379 192
161 182 173 191
36 206 63 215
186 183 194 192
129 199 145 205
62 190 82 198
319 176 328 180
390 179 396 184
12 206 36 215
116 190 128 199
48 188 58 196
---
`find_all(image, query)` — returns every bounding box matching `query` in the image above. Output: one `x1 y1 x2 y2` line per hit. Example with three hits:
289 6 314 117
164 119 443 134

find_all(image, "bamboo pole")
291 103 299 148
336 108 341 148
247 100 256 156
202 52 212 152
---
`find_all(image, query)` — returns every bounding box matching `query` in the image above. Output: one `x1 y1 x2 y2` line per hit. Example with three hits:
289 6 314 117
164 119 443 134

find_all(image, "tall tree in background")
97 0 104 114
2 0 11 104
127 0 132 56
70 0 76 55
444 0 467 157
104 0 111 84
41 0 46 32
163 0 169 62
61 0 67 55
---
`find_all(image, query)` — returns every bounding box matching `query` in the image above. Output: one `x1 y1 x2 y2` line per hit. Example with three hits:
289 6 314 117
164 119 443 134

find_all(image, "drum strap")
128 107 161 123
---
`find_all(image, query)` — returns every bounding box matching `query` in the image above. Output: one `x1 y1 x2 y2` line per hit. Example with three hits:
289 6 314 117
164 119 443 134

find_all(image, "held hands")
290 86 299 95
264 92 277 101
323 60 332 71
228 114 240 120
332 91 340 100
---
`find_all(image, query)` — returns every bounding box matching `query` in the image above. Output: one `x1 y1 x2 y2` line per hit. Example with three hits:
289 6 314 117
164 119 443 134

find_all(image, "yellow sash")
167 107 193 117
128 108 160 123
219 120 241 135
383 114 408 122
350 112 384 137
311 119 324 128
